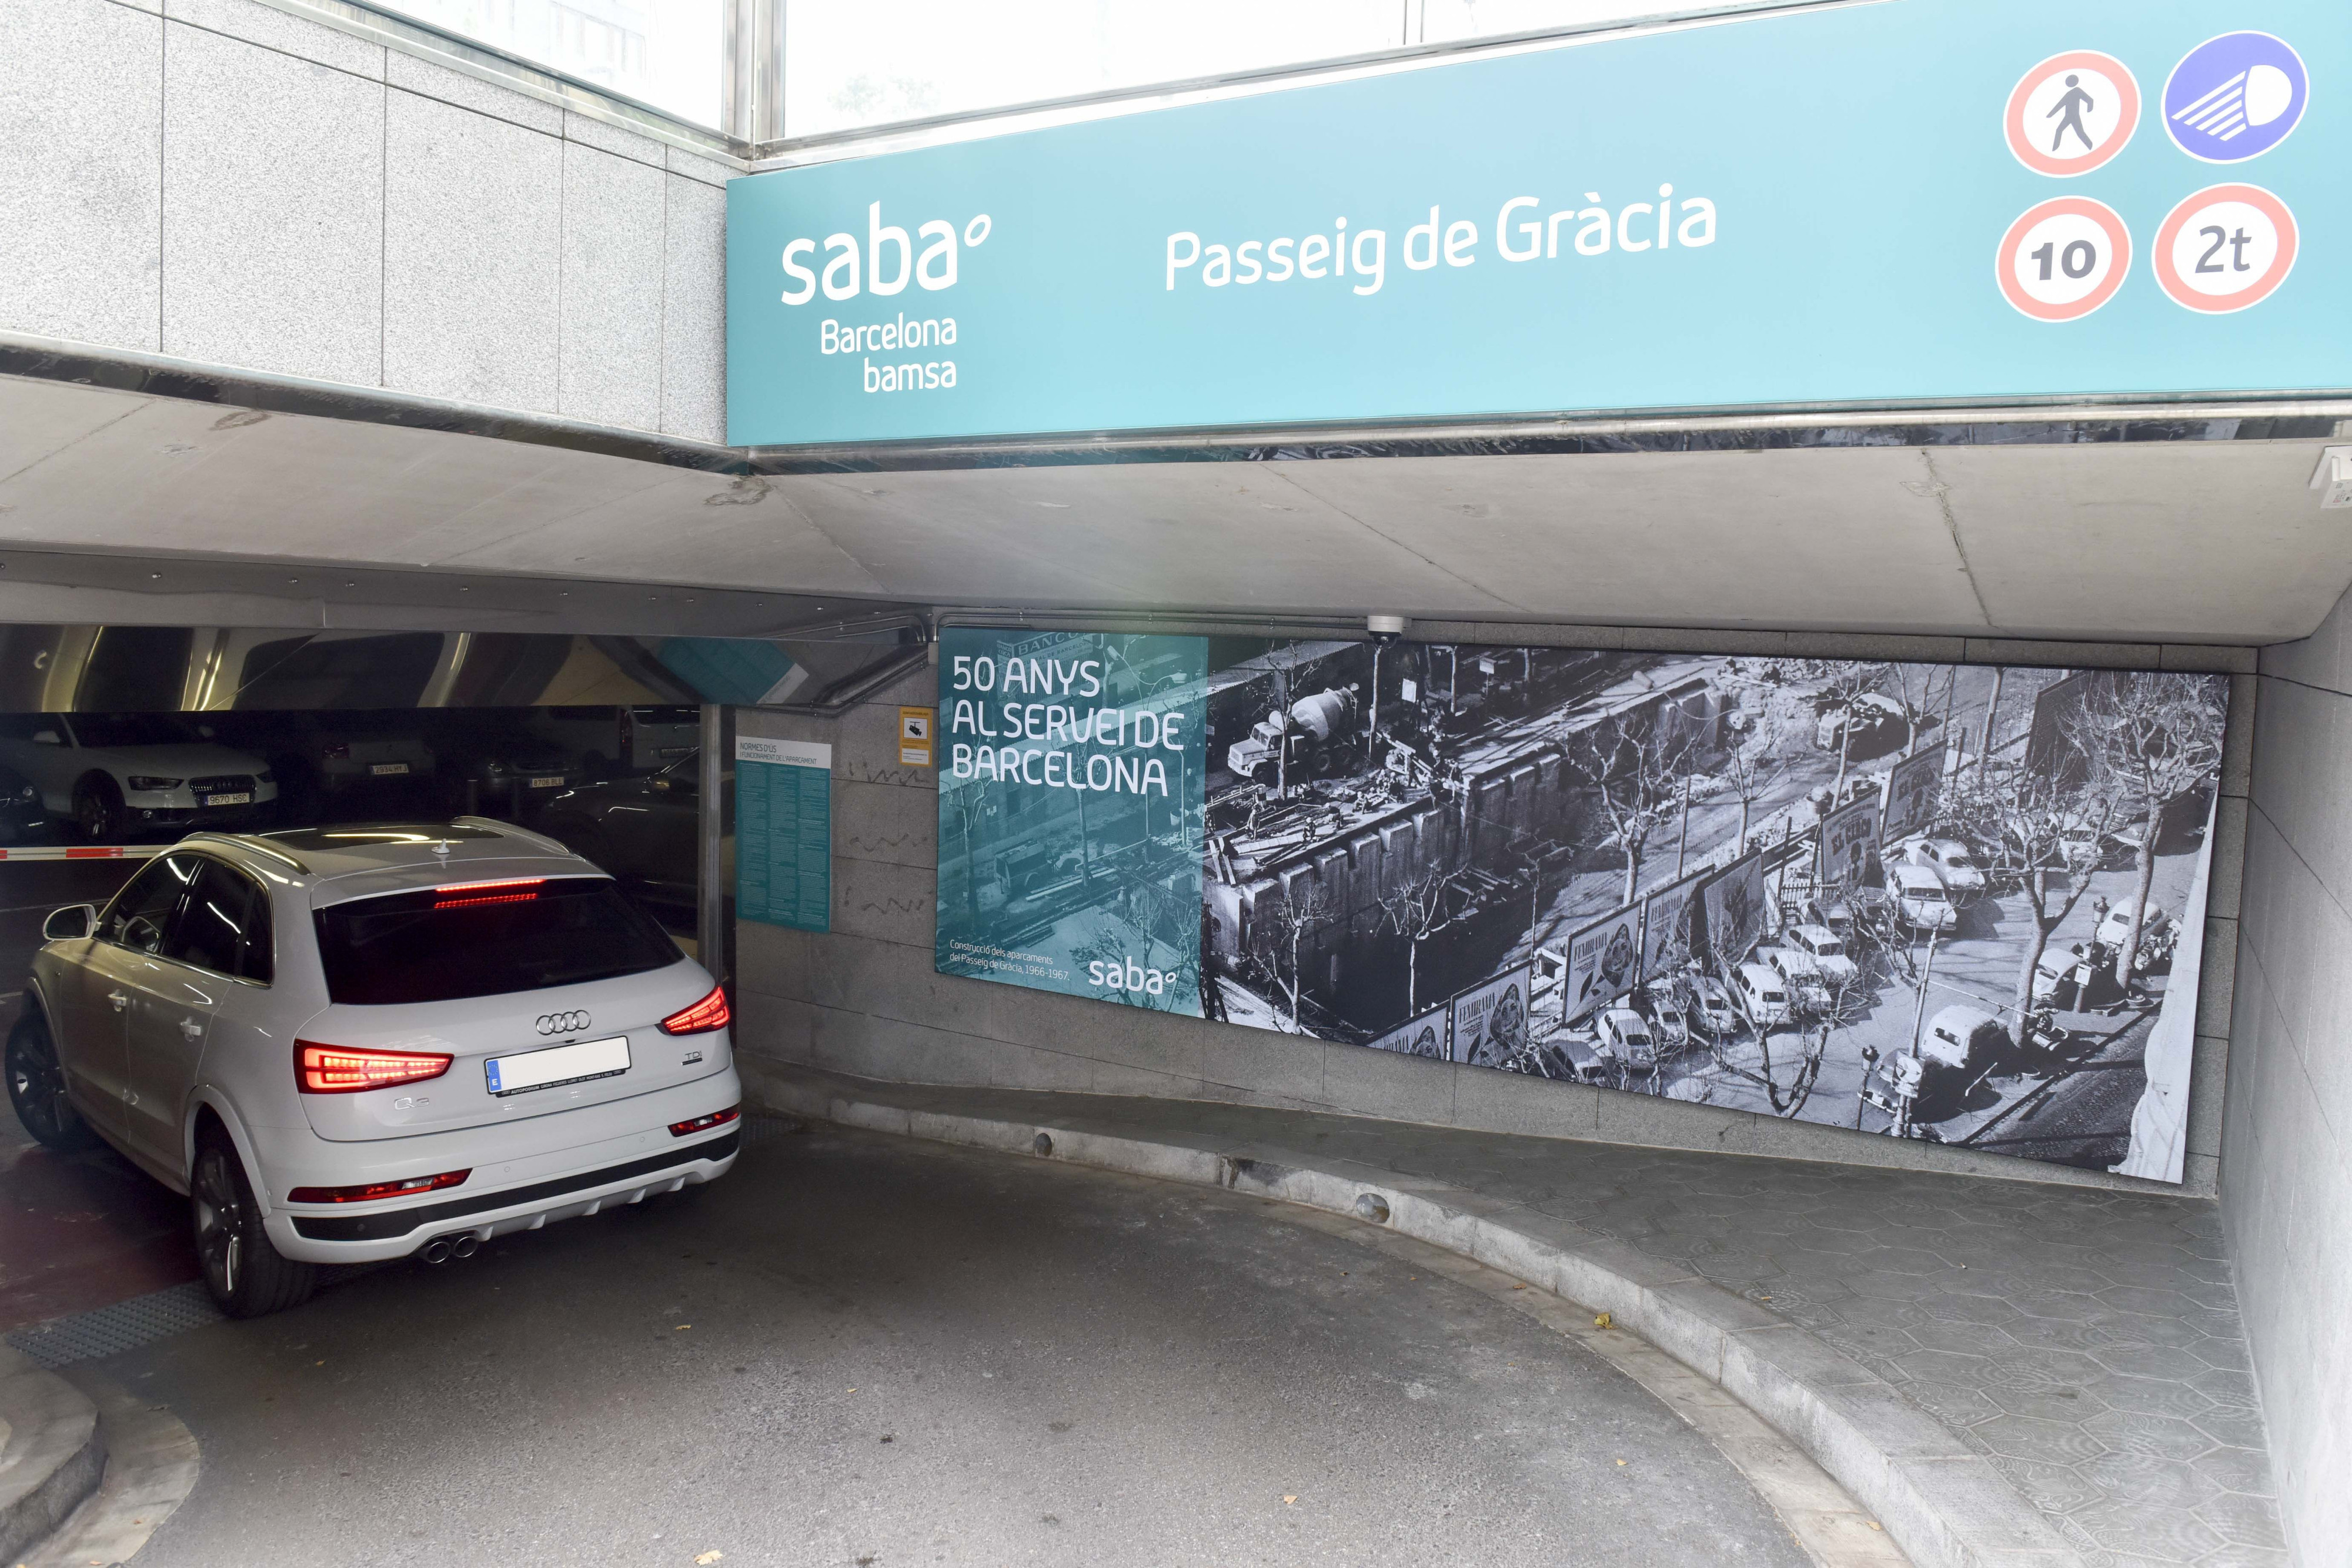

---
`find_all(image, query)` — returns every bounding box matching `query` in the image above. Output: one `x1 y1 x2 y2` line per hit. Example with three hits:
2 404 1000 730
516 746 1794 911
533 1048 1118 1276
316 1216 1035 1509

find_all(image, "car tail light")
669 1106 740 1137
297 1041 454 1094
658 985 730 1035
432 877 545 909
288 1169 469 1203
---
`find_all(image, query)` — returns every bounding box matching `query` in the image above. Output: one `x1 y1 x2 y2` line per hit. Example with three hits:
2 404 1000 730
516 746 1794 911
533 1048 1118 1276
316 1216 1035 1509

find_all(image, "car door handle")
179 1018 204 1040
108 991 128 1011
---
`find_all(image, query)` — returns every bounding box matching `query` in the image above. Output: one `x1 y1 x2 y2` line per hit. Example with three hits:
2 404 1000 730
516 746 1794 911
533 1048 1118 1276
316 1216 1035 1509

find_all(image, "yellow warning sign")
899 706 934 768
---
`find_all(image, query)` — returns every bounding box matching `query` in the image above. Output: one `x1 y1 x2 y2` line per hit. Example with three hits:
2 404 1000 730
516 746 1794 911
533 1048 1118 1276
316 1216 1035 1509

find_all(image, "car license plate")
371 762 409 775
485 1036 629 1096
529 775 564 788
203 792 251 807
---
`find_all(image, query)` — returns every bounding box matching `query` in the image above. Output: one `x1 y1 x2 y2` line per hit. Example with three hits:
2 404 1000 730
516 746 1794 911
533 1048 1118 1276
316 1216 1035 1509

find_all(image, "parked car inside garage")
538 750 704 921
532 706 701 781
0 712 278 840
433 721 577 820
213 710 436 824
0 761 48 842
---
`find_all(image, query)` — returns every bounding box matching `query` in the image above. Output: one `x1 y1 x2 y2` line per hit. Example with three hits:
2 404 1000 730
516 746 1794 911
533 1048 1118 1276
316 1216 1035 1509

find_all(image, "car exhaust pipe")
451 1234 479 1259
419 1238 455 1265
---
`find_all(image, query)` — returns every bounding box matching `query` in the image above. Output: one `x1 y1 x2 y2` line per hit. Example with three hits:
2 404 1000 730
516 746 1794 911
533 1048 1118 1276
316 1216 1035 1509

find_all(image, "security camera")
1367 614 1409 645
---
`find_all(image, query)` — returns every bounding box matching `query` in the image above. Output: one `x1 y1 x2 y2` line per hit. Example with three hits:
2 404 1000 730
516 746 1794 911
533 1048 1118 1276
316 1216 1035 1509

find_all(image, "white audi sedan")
4 820 740 1317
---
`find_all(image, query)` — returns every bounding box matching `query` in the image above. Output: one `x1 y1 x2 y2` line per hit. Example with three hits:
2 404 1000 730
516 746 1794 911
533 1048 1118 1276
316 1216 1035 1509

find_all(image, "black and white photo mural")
938 633 2230 1183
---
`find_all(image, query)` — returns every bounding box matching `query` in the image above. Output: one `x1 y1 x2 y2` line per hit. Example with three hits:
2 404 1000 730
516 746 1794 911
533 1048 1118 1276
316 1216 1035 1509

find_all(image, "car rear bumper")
259 1069 741 1263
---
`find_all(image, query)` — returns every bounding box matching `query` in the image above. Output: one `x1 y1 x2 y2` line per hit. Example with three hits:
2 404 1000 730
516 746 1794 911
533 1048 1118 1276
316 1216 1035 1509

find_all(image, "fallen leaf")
1867 1522 1883 1532
1282 1496 1297 1505
1593 1312 1614 1329
696 1553 726 1564
676 1325 691 1331
1615 1459 1627 1467
847 1388 858 1393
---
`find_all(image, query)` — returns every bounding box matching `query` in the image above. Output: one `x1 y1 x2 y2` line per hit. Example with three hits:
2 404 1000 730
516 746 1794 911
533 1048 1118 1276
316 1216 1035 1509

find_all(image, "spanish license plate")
529 775 564 788
370 762 409 775
485 1036 629 1096
203 792 251 807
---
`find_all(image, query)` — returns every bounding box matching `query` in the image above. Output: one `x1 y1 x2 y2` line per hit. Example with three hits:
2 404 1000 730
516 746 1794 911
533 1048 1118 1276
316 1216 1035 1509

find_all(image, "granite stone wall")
2220 590 2352 1564
0 0 733 443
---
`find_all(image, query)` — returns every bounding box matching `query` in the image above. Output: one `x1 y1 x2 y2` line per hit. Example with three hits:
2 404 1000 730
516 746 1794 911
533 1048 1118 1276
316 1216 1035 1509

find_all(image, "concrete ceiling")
4 367 2347 646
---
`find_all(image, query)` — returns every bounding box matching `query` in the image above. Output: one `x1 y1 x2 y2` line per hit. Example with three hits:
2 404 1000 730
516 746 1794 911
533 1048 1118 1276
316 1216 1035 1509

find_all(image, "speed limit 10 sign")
1997 197 2133 322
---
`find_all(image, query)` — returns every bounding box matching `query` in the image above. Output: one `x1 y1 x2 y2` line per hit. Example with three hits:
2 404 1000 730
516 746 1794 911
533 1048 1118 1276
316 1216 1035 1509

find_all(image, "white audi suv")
5 820 740 1317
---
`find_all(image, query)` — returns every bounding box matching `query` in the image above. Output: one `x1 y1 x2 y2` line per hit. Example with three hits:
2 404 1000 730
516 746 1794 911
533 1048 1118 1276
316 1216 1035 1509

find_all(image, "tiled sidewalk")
754 1063 2286 1568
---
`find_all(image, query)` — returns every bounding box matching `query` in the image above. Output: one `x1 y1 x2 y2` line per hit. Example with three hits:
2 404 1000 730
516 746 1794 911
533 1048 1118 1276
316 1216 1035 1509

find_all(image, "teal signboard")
727 0 2347 447
936 629 1208 1013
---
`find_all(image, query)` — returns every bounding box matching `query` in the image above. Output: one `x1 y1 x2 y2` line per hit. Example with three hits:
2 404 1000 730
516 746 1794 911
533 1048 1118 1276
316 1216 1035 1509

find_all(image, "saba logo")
1087 957 1178 998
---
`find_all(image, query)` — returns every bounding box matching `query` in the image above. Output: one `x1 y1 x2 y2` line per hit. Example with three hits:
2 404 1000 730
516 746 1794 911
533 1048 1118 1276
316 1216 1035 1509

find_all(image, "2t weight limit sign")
1997 197 2132 322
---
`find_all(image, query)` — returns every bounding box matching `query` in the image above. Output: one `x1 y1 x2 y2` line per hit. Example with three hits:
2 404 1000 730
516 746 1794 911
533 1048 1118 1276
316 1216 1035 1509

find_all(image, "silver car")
5 820 740 1318
0 711 280 841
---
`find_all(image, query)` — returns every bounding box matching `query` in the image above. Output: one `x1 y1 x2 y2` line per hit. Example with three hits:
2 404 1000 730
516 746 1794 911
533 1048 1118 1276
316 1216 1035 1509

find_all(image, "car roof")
181 819 601 905
1791 924 1838 942
1602 1007 1646 1028
1892 864 1940 885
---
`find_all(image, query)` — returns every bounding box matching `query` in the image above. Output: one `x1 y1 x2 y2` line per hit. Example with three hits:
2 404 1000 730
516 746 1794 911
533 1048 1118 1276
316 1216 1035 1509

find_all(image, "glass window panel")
1414 0 1712 44
366 1 727 129
783 1 1404 140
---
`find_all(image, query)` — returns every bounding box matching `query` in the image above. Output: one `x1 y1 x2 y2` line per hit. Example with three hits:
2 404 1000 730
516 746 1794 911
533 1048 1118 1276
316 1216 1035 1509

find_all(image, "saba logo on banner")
2164 32 2308 162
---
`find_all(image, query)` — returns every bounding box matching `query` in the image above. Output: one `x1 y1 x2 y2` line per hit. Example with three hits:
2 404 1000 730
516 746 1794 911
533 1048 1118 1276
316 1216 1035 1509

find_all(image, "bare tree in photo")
1950 759 2127 1028
1379 863 1457 1019
2063 673 2227 988
1258 882 1338 1032
1718 711 1794 860
1567 710 1696 906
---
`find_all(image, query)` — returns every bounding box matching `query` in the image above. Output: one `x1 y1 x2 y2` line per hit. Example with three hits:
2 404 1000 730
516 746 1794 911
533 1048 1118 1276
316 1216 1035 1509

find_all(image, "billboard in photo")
1639 871 1706 985
1562 905 1642 1024
1450 966 1534 1069
1819 796 1882 888
939 633 2231 1181
1700 853 1769 974
1365 1007 1449 1061
1882 747 1945 843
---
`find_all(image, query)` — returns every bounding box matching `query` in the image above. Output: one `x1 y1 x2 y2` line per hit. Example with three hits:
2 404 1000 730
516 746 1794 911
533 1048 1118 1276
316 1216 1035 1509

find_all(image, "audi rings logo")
536 1010 590 1037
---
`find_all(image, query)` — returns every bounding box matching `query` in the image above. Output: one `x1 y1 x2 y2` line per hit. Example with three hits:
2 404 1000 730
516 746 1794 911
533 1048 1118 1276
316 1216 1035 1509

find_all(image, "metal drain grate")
5 1282 224 1369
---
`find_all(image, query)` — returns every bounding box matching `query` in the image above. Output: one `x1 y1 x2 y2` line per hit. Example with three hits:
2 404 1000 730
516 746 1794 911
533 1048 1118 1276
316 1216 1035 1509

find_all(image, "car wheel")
72 775 124 842
191 1134 317 1319
5 1011 95 1151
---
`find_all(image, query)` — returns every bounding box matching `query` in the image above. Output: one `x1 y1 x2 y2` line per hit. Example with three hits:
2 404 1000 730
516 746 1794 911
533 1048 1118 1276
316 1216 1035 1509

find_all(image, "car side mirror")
30 730 59 745
42 903 95 941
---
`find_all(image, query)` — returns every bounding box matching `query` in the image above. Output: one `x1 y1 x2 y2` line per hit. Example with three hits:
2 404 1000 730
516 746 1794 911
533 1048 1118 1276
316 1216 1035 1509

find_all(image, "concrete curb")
0 1348 107 1566
767 1080 2083 1568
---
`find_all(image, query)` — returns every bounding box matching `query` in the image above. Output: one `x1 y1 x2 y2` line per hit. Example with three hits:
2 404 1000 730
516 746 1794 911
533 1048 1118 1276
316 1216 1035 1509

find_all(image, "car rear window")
313 877 678 1005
